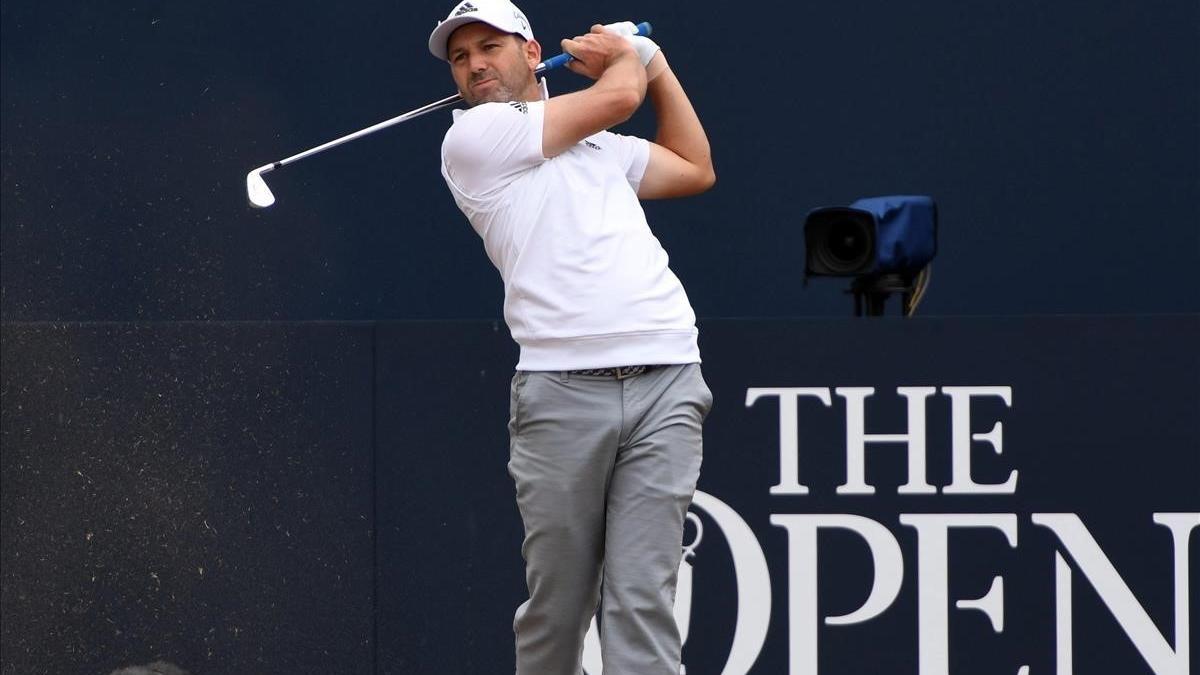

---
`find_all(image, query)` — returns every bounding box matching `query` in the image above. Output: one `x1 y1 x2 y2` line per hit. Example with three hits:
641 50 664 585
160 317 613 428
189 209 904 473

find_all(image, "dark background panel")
0 323 375 675
365 316 1198 673
2 318 1196 673
2 0 1198 322
373 321 525 673
693 316 1200 673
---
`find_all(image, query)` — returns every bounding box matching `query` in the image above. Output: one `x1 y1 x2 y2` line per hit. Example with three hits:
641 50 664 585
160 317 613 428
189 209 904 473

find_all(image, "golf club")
246 21 652 208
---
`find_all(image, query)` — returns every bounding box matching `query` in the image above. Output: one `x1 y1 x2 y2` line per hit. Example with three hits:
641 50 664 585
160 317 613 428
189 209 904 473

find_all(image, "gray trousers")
507 364 712 675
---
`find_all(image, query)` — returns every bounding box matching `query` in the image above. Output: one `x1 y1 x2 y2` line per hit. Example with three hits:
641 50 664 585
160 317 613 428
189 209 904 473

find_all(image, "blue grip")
536 21 653 73
538 52 574 72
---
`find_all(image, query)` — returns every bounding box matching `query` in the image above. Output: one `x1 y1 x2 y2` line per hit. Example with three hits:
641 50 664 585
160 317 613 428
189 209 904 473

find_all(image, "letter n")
1033 512 1198 674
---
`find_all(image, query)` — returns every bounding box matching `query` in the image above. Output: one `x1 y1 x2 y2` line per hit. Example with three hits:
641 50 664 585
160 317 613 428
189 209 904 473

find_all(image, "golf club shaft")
268 93 461 171
263 21 651 171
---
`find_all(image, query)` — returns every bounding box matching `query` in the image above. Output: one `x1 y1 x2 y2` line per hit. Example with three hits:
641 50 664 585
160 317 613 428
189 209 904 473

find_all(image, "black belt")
569 365 659 379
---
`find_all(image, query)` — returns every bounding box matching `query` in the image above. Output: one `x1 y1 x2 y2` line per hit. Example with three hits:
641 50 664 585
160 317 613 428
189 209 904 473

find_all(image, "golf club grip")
536 21 652 73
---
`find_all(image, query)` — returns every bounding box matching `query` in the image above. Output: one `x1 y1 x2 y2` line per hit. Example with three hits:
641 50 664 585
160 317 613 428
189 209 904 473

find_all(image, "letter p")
771 514 904 675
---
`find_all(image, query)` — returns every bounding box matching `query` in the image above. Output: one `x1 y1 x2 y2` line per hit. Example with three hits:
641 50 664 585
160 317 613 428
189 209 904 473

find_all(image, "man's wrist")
645 52 668 81
628 35 661 68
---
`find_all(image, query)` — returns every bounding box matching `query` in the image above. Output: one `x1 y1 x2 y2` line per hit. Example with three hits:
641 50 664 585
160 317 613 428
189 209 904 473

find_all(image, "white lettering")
942 387 1017 494
1055 551 1073 674
746 387 832 495
771 514 904 675
836 387 937 495
1034 512 1199 674
899 514 1018 675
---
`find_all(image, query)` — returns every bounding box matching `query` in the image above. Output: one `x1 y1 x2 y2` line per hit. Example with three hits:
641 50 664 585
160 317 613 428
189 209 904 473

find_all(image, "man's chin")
467 90 514 107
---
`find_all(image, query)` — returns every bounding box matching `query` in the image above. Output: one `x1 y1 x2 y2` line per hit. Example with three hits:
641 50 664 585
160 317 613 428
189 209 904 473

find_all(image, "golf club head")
246 165 276 208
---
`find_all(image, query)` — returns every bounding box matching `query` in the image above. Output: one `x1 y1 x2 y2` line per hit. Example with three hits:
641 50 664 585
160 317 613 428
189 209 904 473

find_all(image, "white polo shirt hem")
517 329 701 371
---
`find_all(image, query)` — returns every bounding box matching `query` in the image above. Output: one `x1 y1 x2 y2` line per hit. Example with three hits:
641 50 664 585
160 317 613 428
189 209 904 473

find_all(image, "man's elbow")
669 166 715 199
689 163 716 194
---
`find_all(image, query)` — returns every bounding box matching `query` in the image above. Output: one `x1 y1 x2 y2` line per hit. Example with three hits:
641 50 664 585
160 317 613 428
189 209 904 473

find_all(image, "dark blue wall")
3 0 1198 321
3 317 1197 673
1 323 376 674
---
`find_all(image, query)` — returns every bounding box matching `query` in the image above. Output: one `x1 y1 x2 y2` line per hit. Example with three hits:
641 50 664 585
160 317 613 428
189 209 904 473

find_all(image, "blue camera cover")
851 195 938 273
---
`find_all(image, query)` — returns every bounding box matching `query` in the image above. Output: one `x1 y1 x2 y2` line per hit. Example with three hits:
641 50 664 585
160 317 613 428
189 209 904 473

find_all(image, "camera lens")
815 217 872 274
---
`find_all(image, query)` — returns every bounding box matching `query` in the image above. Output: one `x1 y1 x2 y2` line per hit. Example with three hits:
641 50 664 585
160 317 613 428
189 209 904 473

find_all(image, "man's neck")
518 76 546 102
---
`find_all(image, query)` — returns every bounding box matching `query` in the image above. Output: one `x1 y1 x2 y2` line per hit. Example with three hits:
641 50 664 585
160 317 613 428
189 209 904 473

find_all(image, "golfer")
429 1 714 672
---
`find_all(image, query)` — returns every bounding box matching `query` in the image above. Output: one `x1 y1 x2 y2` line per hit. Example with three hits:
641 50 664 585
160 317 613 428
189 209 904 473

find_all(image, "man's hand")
602 21 666 81
561 25 640 81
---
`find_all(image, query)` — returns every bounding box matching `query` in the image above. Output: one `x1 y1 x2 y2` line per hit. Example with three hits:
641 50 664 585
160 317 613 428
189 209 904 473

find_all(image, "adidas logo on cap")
454 2 478 16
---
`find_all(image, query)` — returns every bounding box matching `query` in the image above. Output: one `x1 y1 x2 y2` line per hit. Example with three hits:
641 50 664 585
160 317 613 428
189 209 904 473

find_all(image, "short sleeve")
596 130 651 191
441 101 547 198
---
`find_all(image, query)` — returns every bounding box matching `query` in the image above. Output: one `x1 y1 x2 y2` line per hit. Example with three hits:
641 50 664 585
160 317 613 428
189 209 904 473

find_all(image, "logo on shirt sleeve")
584 140 603 151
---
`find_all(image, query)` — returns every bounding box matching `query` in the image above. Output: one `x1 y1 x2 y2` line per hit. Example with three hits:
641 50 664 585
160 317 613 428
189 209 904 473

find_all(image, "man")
428 1 714 672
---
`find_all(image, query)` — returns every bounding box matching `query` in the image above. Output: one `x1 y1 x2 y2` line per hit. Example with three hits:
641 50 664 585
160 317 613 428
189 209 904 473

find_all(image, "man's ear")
524 39 542 69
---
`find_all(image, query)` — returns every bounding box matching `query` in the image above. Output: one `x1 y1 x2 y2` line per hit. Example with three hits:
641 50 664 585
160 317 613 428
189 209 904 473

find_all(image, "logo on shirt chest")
583 140 603 151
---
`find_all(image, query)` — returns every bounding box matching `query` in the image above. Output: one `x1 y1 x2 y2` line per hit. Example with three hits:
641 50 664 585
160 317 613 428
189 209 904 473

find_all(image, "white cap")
428 0 535 62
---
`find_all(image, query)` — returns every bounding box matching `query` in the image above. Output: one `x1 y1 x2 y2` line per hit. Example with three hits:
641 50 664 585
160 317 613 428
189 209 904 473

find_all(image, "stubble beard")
467 79 516 106
464 64 530 107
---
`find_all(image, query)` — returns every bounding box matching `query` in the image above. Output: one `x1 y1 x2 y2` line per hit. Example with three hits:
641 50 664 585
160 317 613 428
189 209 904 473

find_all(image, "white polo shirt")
440 99 700 371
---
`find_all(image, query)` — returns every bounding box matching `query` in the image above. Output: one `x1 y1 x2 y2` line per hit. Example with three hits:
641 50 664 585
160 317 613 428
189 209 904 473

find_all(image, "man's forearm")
596 50 648 105
647 58 713 177
543 27 647 158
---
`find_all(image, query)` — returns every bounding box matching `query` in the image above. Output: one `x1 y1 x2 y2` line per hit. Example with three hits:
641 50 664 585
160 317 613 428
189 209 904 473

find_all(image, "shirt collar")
450 78 548 122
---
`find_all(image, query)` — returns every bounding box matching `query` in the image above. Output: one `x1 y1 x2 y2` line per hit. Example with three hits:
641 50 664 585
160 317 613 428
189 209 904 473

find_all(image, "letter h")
836 387 937 495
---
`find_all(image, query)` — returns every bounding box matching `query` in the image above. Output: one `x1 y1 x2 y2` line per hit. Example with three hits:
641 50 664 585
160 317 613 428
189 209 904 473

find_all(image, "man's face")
447 22 538 106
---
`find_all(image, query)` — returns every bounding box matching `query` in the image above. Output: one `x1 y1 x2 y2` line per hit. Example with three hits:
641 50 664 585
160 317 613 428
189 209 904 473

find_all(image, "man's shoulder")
440 99 548 195
501 100 533 116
